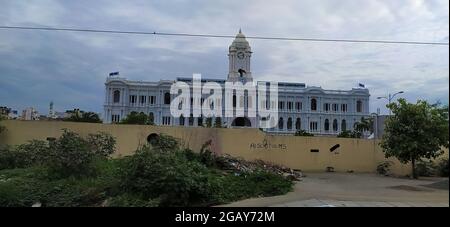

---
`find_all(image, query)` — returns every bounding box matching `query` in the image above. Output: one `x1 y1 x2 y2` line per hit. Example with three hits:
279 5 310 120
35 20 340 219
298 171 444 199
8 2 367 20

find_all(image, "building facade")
104 30 370 136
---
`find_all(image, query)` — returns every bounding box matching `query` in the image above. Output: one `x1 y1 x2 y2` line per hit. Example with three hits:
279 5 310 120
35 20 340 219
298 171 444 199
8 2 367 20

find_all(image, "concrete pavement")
220 173 449 207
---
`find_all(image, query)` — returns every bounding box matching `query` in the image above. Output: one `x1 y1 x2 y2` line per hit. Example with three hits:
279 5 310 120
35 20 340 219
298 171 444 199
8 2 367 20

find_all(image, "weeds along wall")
2 120 447 175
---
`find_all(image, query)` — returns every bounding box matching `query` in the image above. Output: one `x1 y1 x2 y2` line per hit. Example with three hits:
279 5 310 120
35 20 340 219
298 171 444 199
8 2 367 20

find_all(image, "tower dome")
229 29 251 52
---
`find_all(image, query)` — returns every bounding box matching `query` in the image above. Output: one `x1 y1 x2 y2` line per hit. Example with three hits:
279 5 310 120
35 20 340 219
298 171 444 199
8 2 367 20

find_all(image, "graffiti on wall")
250 138 287 150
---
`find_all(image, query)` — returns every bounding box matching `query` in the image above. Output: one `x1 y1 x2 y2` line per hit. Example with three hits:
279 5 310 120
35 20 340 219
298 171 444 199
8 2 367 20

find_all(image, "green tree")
380 99 449 179
353 117 374 135
120 112 150 125
65 111 102 123
337 130 361 138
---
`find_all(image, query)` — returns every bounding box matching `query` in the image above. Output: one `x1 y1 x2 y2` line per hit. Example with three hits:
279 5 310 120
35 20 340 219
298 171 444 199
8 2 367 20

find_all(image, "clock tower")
228 29 253 82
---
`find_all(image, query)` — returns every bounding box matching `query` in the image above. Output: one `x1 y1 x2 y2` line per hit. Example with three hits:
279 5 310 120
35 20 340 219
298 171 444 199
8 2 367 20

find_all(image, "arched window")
295 118 301 130
287 117 293 130
113 90 120 103
233 94 237 108
179 115 185 126
164 92 171 105
324 119 330 131
341 119 347 131
333 119 338 132
311 98 317 111
278 117 284 130
356 100 363 113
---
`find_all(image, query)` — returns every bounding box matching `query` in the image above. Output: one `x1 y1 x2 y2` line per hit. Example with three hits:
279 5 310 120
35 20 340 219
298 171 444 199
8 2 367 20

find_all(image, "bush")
87 132 116 157
377 161 393 176
436 158 449 177
415 159 436 177
16 140 52 166
0 146 27 170
208 170 293 204
294 130 314 137
337 130 362 138
120 146 211 206
46 130 96 178
147 134 180 152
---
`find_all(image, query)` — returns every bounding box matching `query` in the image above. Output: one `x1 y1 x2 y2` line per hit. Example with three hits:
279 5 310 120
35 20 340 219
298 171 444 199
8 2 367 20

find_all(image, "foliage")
205 118 213 128
380 99 449 178
0 159 122 207
0 131 292 207
0 141 50 170
86 132 116 157
376 161 393 176
148 134 180 152
46 130 97 178
0 146 29 170
436 158 449 177
294 130 314 137
119 146 211 206
337 130 362 138
120 111 153 125
208 170 293 204
214 117 222 128
354 117 374 134
66 111 102 123
415 159 436 177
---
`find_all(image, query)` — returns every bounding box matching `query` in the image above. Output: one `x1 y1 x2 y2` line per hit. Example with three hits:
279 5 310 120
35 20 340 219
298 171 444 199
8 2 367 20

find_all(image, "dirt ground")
221 173 449 207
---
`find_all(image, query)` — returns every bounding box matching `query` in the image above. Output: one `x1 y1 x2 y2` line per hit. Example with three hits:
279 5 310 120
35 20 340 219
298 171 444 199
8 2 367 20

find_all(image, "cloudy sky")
0 0 448 116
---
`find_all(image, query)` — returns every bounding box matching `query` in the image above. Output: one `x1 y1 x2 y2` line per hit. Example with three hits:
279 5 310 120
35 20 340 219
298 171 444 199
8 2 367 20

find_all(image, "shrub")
208 170 293 204
16 140 52 166
87 132 116 157
47 130 96 178
294 130 314 137
148 134 180 152
0 146 27 170
337 130 362 138
377 161 393 176
120 146 212 206
436 158 448 177
415 159 435 177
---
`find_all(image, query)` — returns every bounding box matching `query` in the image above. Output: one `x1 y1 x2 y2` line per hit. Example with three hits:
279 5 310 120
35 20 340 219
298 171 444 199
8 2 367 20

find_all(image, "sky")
0 0 448 116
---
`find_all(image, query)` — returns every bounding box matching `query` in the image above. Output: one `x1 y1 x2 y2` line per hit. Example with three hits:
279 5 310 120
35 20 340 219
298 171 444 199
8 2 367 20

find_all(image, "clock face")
237 52 245 59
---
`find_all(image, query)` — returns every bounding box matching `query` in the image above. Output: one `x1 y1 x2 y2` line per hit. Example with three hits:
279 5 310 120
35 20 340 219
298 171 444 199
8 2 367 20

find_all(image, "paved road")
220 173 449 207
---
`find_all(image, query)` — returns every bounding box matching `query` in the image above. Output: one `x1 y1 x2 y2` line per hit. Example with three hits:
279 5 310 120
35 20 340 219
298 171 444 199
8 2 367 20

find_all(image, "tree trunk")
411 158 417 179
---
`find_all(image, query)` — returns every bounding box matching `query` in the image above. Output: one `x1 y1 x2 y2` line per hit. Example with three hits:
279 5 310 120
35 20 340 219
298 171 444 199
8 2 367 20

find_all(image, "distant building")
21 107 39 121
104 30 370 136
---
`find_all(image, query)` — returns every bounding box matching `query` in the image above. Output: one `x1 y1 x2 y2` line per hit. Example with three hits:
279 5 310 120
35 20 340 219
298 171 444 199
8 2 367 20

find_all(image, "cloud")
0 0 448 116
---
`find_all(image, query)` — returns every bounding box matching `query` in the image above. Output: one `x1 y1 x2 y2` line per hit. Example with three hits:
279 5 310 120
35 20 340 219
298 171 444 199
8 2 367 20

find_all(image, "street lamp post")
377 91 404 116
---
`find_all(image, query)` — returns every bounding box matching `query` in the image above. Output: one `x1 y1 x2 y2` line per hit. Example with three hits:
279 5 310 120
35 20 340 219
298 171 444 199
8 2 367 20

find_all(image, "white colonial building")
104 30 370 136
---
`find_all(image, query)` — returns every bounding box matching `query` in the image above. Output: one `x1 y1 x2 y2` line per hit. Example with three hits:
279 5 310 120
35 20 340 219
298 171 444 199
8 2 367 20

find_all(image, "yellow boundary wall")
1 120 448 175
